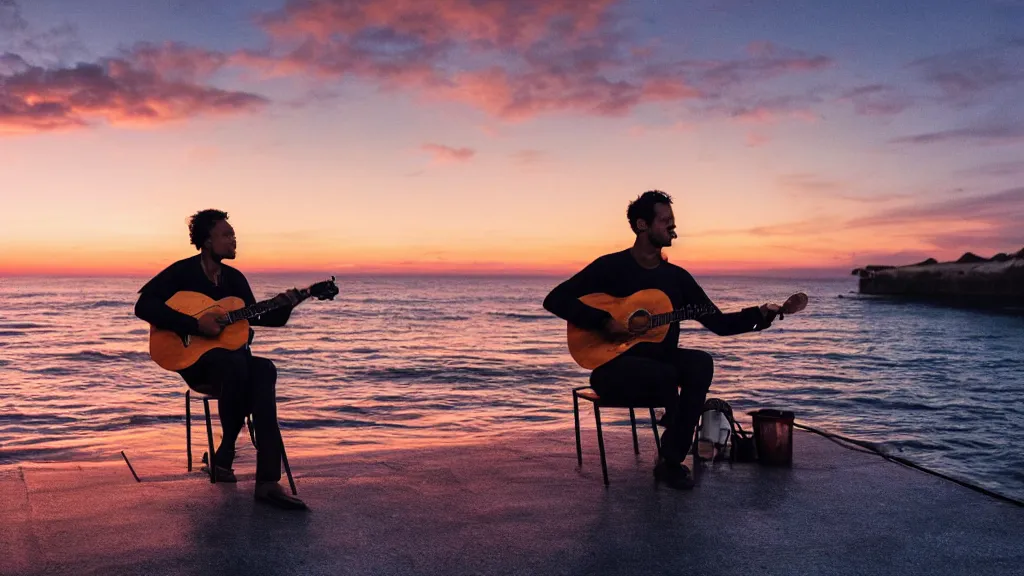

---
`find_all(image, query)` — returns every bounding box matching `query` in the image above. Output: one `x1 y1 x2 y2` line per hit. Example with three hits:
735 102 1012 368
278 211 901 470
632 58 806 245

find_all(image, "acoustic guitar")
149 277 339 371
566 290 808 370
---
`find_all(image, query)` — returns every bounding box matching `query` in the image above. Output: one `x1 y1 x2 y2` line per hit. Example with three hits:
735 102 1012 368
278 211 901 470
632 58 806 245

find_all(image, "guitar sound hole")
627 310 651 332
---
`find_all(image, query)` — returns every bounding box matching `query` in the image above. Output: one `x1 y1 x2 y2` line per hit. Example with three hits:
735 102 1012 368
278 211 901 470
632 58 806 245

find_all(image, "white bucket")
700 407 733 453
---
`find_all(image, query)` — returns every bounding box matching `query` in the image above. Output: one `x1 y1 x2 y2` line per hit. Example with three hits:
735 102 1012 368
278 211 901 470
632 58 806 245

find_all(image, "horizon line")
0 267 856 280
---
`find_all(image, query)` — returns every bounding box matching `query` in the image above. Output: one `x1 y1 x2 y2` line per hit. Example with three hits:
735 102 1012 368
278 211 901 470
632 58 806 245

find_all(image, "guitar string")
647 304 719 327
225 286 318 324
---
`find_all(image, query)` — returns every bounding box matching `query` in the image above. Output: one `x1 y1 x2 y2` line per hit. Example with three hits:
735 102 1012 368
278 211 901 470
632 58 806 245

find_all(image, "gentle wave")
83 300 131 309
488 312 552 321
49 351 151 363
0 275 1021 501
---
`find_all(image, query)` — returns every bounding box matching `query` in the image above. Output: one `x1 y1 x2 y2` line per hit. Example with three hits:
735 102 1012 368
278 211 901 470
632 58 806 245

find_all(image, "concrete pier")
1 429 1021 576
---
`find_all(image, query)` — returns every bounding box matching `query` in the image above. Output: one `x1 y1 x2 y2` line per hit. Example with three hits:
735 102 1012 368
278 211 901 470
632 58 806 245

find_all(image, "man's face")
642 203 677 248
206 220 236 259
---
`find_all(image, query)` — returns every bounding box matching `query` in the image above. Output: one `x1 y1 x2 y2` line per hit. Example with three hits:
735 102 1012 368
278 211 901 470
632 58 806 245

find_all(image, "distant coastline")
853 248 1024 307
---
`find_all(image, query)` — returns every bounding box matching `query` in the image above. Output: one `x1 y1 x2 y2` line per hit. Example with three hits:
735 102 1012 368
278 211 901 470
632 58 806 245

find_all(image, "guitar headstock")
307 276 339 301
782 292 808 315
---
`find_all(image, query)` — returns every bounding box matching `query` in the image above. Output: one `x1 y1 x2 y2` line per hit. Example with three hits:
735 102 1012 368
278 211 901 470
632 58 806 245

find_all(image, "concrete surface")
0 429 1021 576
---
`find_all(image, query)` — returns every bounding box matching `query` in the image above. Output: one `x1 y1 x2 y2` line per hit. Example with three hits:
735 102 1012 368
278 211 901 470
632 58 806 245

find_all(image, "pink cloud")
435 67 699 120
910 41 1024 107
890 124 1024 145
955 161 1024 178
477 124 500 137
511 149 545 165
727 100 821 125
421 143 475 163
777 173 842 193
258 0 615 48
745 131 770 147
847 187 1024 228
249 0 831 121
699 42 832 88
693 186 1024 262
0 0 82 65
123 42 229 82
732 107 784 124
0 44 266 135
840 84 915 116
627 120 690 137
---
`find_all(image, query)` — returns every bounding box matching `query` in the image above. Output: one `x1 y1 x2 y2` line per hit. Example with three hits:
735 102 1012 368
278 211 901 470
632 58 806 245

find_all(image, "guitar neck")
223 286 311 324
648 303 719 328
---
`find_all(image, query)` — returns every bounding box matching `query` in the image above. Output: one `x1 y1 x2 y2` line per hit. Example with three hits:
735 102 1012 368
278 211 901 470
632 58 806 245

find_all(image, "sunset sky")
1 0 1022 276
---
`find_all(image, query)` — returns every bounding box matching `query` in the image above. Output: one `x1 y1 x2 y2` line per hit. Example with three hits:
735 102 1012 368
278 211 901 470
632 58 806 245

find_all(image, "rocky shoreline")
852 248 1024 307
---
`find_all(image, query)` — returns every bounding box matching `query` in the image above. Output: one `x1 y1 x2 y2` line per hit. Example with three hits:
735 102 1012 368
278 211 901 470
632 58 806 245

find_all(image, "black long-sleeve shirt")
543 249 769 359
134 254 293 337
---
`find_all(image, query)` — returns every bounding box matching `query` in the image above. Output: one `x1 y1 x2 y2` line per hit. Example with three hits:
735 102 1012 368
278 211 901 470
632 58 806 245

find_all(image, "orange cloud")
421 143 475 163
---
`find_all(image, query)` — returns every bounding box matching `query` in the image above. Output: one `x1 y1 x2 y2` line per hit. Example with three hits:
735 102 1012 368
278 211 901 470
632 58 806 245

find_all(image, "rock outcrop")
852 248 1024 307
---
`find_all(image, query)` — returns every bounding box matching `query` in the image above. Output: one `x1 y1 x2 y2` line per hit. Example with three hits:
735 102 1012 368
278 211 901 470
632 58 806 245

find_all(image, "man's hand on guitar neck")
759 303 781 318
271 288 303 308
757 303 782 328
758 292 807 326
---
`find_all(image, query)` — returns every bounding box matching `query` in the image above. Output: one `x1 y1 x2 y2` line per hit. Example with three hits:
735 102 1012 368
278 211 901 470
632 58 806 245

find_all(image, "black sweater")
134 255 293 336
543 249 768 359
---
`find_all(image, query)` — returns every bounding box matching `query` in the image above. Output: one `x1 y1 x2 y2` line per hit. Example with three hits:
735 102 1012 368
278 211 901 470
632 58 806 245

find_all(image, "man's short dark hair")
188 209 228 249
627 190 673 233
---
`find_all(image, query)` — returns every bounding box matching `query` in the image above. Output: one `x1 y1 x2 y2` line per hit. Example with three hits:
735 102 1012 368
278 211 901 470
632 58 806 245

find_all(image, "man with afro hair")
135 209 307 510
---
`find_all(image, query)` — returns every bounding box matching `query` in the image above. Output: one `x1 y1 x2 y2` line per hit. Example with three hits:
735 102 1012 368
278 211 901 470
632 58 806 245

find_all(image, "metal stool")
185 389 298 495
572 386 662 485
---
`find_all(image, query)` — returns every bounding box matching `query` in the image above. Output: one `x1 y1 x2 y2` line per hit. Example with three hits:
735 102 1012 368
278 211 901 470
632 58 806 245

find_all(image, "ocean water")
0 274 1021 501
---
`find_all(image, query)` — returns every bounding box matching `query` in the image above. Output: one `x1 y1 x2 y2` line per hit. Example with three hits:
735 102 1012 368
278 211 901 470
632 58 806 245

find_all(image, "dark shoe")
654 460 695 490
255 482 308 511
201 453 237 482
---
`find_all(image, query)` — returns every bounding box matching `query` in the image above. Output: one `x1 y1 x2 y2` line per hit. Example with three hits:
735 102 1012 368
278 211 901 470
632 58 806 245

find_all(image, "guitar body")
149 292 251 371
567 289 674 370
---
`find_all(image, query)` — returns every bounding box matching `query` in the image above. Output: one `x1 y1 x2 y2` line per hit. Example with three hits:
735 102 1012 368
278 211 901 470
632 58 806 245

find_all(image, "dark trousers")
179 347 283 482
590 348 714 464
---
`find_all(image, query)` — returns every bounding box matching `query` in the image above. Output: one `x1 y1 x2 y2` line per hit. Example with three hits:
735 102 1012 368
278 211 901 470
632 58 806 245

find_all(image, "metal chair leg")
203 398 216 484
649 408 661 452
186 390 192 472
629 408 640 455
248 414 297 495
246 415 257 449
594 405 608 486
281 443 297 496
573 391 582 467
